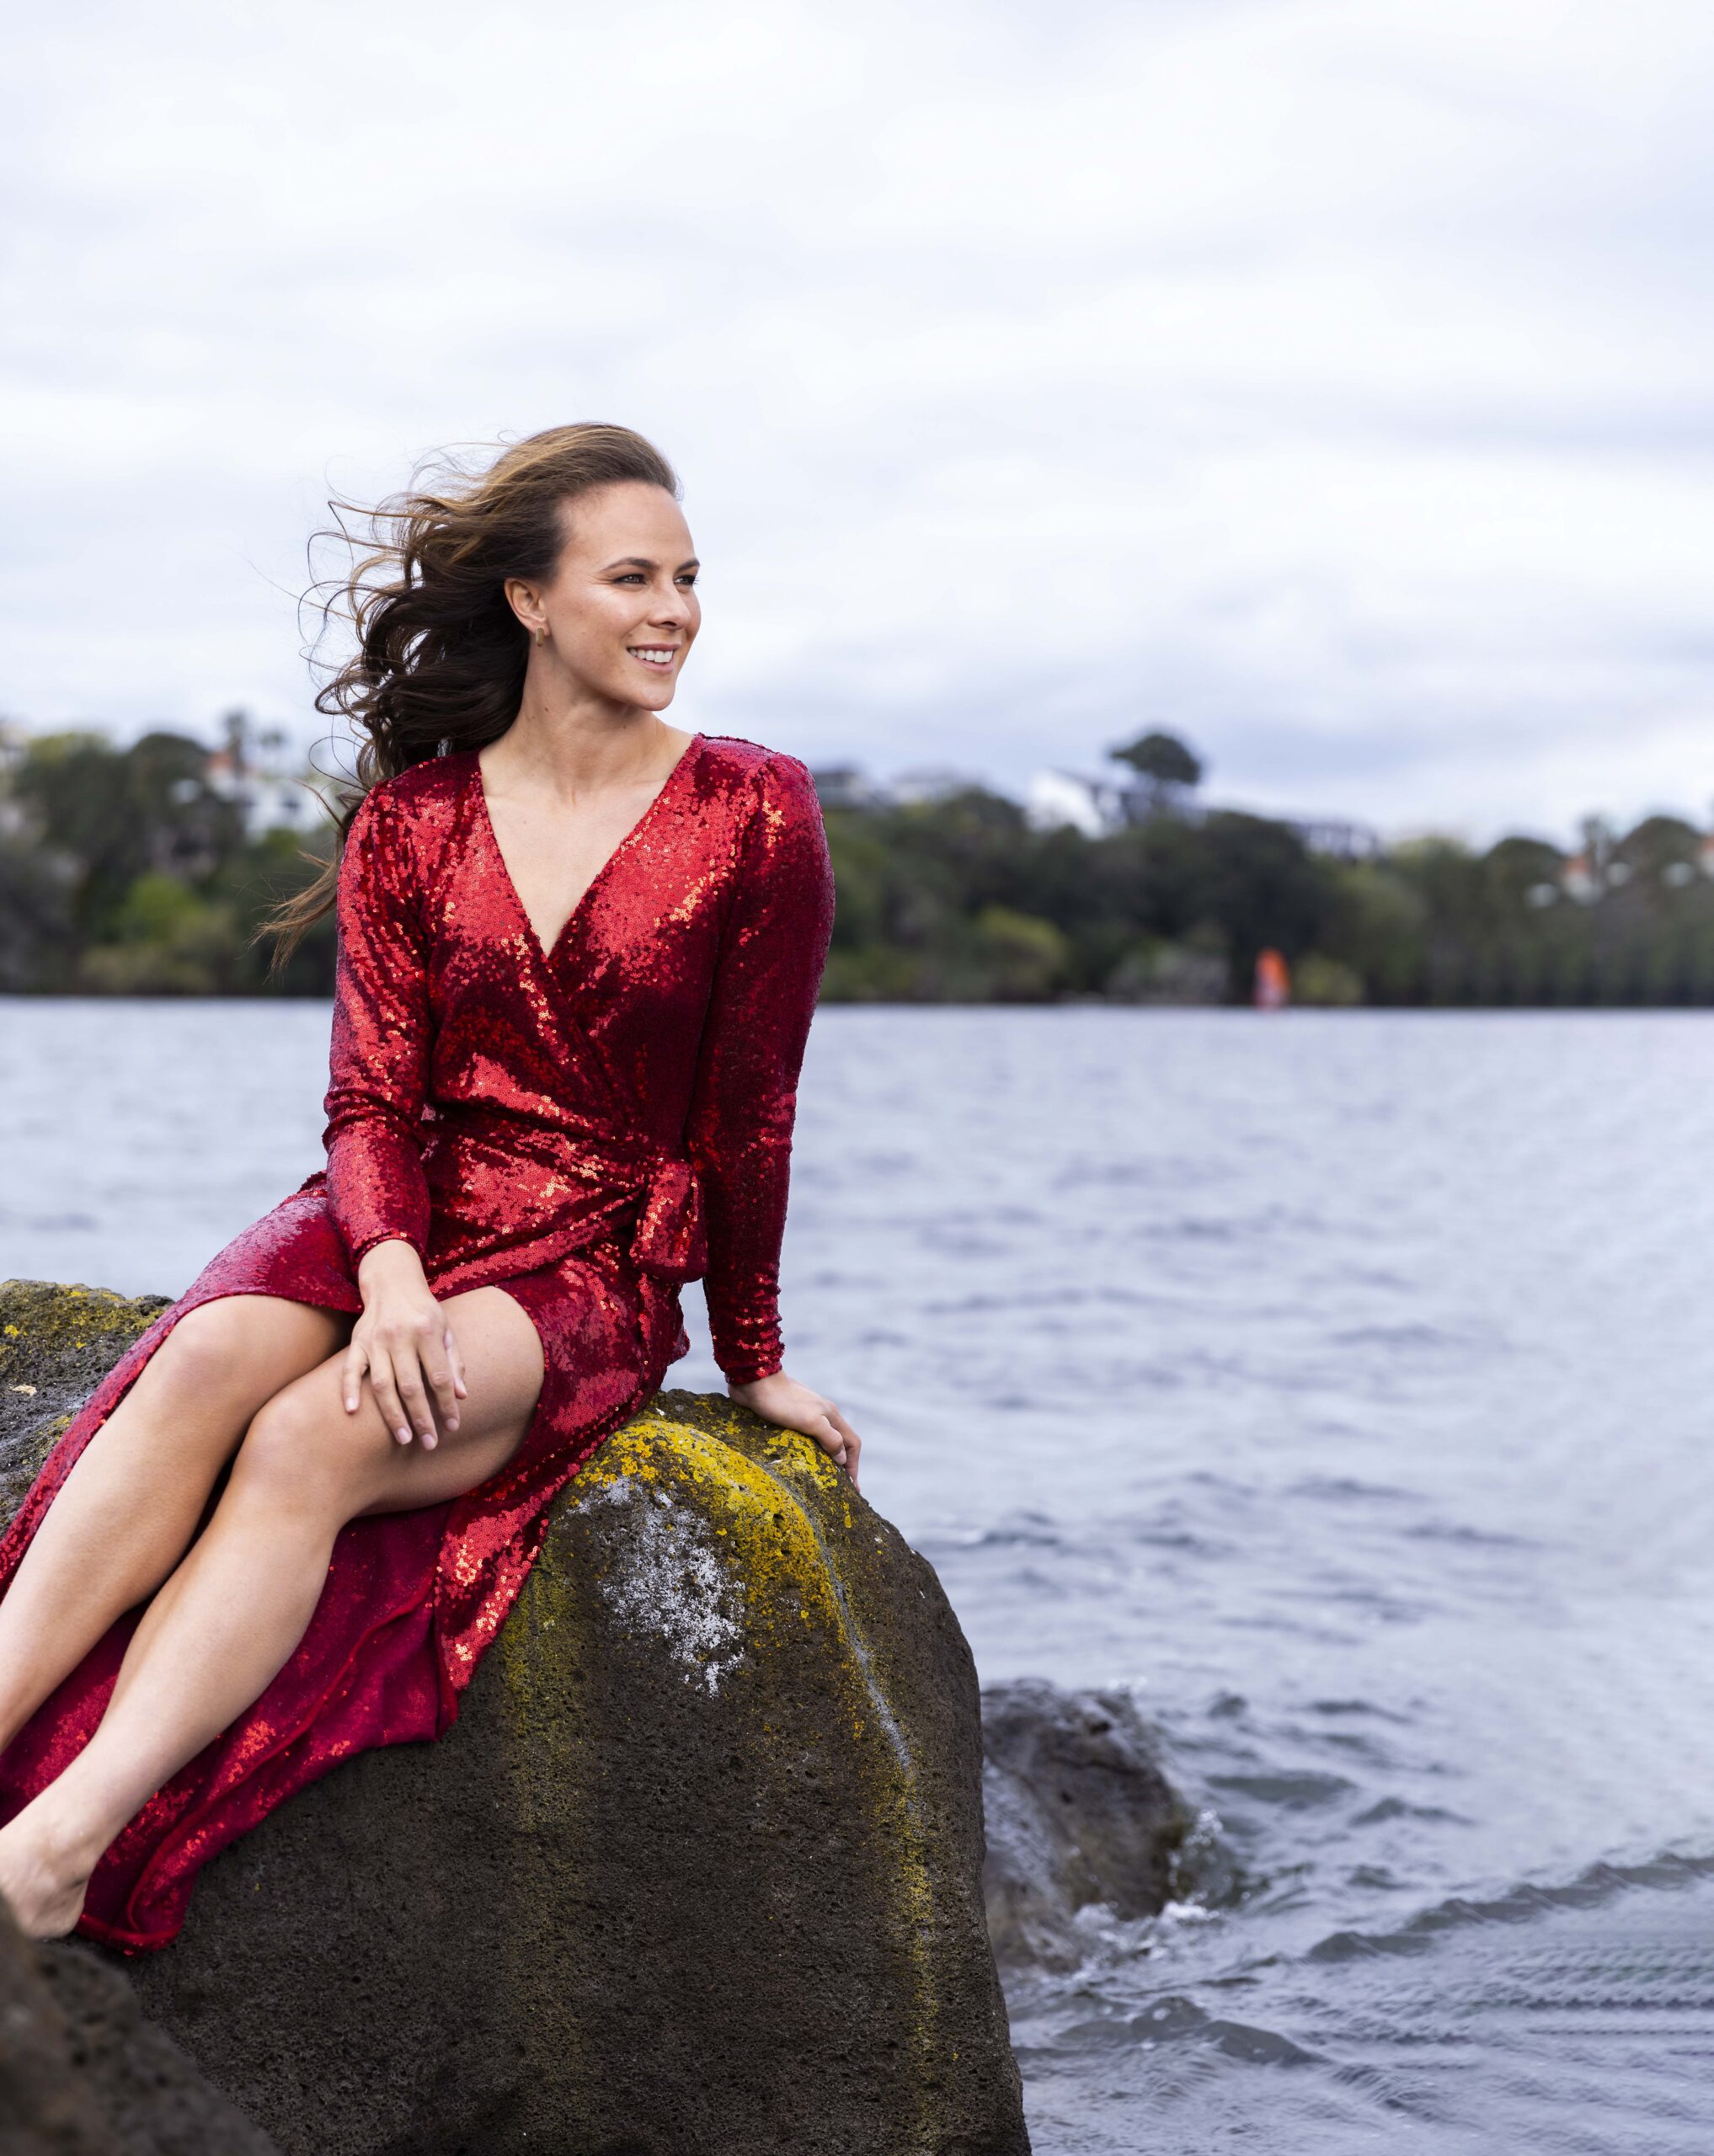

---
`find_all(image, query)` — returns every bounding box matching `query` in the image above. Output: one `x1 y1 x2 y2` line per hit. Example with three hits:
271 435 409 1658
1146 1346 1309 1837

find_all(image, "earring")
533 625 547 648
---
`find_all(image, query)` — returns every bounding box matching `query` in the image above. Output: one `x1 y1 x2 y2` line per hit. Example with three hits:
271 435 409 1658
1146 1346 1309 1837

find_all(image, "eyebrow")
603 555 700 572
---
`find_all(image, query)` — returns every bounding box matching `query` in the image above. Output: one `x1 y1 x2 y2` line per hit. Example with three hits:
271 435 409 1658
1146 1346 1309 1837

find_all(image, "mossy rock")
0 1280 168 1533
1 1284 1028 2155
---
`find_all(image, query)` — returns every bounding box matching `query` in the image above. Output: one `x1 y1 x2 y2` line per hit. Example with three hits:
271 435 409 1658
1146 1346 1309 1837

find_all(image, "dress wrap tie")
410 1107 707 1292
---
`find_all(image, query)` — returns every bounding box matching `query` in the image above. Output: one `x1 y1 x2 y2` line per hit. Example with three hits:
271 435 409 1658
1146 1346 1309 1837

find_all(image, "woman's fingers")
819 1406 867 1492
729 1372 864 1491
341 1339 369 1415
808 1403 862 1488
366 1347 413 1445
349 1305 462 1450
418 1324 461 1437
391 1347 438 1449
827 1407 862 1485
827 1414 857 1483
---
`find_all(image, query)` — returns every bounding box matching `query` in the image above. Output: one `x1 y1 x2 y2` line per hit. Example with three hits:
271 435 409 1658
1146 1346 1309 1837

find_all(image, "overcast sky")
3 0 1711 842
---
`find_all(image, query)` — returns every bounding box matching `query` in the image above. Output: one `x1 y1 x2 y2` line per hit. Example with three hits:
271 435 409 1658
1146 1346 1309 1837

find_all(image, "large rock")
0 1899 277 2154
980 1679 1194 1971
1 1283 1029 2156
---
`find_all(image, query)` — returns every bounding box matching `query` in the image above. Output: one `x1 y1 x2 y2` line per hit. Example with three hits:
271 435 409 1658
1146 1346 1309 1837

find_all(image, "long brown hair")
266 422 680 959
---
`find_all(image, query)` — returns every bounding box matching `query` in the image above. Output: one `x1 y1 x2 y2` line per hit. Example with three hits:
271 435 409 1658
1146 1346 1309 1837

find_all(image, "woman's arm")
323 788 433 1262
322 789 465 1448
685 755 859 1480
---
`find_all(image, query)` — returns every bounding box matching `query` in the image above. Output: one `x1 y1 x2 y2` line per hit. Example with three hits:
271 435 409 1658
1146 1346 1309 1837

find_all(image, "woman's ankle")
0 1805 100 1940
3 1785 114 1887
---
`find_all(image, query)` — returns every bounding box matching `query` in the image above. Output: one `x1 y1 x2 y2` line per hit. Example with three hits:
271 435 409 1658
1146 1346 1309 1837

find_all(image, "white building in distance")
1026 767 1379 861
202 744 325 838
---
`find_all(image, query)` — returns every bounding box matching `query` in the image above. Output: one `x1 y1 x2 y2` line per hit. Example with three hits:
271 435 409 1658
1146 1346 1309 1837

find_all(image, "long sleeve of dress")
686 754 835 1384
322 787 435 1265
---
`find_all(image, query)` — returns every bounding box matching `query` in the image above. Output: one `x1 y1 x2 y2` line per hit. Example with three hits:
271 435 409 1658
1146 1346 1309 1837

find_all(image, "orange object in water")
1254 947 1290 1010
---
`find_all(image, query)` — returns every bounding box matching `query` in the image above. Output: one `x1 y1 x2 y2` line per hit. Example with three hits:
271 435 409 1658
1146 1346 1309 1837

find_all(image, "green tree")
0 836 75 990
12 729 243 941
1109 731 1204 790
1193 812 1335 996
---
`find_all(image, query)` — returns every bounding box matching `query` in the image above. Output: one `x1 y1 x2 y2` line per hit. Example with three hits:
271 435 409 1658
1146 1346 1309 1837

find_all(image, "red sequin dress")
0 733 834 1953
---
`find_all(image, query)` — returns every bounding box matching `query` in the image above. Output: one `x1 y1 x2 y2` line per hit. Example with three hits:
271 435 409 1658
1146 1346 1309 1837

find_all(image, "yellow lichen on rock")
515 1400 949 2107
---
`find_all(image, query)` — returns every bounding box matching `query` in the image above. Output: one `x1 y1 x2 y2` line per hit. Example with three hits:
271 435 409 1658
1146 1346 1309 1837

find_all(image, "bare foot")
0 1813 94 1940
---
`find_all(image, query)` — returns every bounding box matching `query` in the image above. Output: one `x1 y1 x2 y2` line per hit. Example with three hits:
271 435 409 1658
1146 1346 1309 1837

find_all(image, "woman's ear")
503 576 547 640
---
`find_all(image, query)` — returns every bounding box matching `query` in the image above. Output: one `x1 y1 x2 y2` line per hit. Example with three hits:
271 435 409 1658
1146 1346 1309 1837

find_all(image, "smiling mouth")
628 646 678 669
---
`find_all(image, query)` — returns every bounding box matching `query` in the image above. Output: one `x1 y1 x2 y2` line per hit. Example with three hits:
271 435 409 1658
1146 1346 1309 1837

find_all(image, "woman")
0 422 856 1948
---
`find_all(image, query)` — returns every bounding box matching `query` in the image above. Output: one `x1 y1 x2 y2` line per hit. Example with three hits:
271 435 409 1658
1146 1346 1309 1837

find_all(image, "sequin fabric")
0 733 834 1952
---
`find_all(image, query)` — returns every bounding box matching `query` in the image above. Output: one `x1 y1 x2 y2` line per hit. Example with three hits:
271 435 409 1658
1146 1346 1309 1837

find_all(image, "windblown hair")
265 422 680 960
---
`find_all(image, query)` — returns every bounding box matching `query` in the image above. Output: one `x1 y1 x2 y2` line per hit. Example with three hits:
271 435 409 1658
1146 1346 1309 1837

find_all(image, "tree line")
4 723 1714 1006
0 728 334 995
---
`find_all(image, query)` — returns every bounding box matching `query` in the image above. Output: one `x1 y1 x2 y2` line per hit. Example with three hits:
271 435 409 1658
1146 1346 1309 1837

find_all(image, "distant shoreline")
8 723 1714 1010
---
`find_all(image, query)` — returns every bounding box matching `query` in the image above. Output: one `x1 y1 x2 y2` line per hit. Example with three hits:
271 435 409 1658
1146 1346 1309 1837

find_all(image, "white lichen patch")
578 1473 748 1694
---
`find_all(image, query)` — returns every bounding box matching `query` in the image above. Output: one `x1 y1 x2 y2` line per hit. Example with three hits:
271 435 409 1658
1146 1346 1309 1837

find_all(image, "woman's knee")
229 1385 365 1516
151 1299 258 1399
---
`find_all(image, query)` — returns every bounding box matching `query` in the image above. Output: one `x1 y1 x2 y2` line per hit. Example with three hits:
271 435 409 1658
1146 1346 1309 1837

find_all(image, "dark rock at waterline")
981 1678 1195 1970
0 1900 277 2155
1 1283 1029 2156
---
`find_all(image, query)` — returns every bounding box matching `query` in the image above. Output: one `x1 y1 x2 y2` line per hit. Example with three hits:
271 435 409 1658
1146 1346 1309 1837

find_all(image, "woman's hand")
729 1369 862 1491
345 1240 467 1449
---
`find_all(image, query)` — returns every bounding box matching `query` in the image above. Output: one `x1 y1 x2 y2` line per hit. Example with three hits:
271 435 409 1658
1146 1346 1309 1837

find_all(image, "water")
6 999 1714 2153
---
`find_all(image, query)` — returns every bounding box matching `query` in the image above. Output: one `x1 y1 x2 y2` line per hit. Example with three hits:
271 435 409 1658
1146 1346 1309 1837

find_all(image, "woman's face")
510 481 701 712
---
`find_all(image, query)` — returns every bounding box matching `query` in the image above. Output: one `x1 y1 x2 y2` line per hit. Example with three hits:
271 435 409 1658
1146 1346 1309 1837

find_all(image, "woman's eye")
677 574 698 588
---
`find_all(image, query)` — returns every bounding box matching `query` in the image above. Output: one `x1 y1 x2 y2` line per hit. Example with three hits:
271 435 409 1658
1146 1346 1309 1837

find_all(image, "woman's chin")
628 673 678 711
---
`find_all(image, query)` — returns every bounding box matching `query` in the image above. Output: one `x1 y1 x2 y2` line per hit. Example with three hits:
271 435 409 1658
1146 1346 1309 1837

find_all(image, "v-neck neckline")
467 731 703 968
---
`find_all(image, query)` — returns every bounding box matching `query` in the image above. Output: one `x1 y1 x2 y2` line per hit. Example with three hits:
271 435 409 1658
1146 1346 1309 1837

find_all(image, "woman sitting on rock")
0 423 856 1946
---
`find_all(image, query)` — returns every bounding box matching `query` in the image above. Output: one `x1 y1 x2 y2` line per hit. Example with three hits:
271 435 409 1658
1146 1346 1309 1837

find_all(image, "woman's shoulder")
339 758 472 901
350 754 471 838
696 734 818 813
695 737 830 905
366 753 470 812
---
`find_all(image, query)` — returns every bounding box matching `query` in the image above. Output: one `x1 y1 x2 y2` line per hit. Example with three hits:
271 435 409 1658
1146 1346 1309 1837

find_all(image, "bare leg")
0 1295 350 1757
0 1286 543 1937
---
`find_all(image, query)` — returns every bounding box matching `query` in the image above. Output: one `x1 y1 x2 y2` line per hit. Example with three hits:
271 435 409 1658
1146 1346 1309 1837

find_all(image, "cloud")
1 0 1711 841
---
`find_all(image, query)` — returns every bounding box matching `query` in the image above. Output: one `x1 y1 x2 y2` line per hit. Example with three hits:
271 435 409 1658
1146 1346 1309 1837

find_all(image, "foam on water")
6 1000 1714 2152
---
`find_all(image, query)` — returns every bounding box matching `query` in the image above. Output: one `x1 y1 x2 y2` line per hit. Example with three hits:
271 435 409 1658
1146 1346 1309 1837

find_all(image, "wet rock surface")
980 1678 1194 1971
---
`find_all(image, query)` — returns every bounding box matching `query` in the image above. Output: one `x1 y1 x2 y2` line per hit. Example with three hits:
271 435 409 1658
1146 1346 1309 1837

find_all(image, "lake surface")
6 999 1714 2154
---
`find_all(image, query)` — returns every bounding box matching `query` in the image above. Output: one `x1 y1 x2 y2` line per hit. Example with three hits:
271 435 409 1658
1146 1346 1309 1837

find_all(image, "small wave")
1309 1698 1416 1724
1307 1849 1714 1962
1058 1993 1323 2068
1208 1769 1359 1810
1402 1518 1537 1547
1287 1474 1418 1503
1327 1321 1503 1354
924 1517 1064 1552
1052 1159 1193 1191
1353 1796 1468 1826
